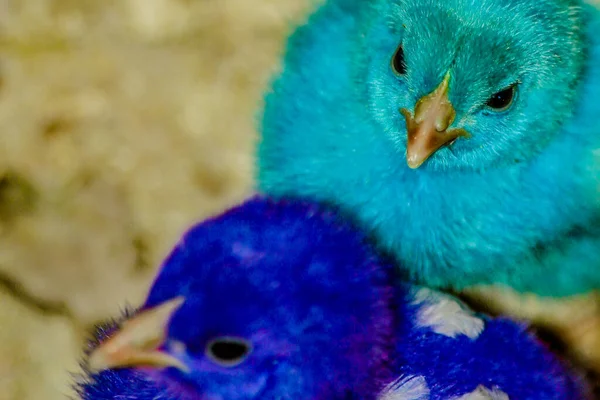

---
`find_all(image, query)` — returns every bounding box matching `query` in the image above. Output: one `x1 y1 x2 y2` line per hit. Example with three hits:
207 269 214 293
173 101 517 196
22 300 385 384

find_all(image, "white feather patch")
412 288 485 339
451 385 510 400
378 375 430 400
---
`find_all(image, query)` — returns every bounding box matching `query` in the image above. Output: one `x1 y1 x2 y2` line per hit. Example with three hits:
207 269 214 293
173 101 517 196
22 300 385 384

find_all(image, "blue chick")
257 0 600 296
77 197 589 399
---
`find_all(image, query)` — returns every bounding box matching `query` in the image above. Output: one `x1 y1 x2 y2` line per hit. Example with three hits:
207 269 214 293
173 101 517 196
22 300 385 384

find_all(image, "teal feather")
257 0 600 296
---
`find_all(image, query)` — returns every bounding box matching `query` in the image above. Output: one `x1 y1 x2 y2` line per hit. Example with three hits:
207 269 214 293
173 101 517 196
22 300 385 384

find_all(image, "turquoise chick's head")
360 0 585 170
258 0 600 294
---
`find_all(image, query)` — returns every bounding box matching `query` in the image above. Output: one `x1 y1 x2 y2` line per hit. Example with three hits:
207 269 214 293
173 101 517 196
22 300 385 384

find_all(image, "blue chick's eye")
206 336 253 367
486 85 517 112
391 44 407 75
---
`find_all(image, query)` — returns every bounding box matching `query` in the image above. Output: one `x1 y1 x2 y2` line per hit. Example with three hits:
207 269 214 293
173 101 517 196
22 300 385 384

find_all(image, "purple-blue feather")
77 197 588 399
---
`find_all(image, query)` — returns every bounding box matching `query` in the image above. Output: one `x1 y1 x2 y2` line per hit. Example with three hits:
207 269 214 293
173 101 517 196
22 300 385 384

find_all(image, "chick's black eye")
391 44 406 75
206 337 252 367
486 85 517 111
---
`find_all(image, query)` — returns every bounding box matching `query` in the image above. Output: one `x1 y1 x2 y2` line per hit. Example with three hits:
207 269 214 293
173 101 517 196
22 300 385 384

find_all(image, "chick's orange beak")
87 296 189 373
401 73 469 169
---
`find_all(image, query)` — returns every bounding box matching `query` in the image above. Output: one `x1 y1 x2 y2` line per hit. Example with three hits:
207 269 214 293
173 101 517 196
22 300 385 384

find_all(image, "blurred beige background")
0 1 599 399
0 1 313 399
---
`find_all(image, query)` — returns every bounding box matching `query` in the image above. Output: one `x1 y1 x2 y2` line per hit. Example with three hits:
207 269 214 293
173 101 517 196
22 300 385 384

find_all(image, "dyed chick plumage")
257 0 600 296
77 197 589 399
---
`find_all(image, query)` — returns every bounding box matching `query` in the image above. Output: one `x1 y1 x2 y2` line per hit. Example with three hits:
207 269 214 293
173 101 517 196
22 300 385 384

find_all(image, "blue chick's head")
81 197 395 400
356 0 585 170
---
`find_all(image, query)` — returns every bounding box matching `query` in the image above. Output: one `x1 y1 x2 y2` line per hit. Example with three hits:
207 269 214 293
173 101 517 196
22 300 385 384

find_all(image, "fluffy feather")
257 0 600 296
76 197 589 399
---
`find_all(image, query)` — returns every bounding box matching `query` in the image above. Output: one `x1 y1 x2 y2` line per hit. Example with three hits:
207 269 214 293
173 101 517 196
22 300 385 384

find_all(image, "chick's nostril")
434 108 454 132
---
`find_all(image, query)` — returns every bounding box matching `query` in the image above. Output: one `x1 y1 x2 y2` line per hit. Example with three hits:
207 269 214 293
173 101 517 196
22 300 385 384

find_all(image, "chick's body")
78 198 588 400
258 0 600 296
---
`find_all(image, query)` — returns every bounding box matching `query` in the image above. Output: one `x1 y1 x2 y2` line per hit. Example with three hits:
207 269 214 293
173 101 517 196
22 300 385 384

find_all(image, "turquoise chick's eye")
205 337 253 367
486 85 517 111
391 44 407 75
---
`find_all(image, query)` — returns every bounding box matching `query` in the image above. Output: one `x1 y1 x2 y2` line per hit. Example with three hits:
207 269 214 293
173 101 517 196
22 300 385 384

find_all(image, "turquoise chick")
257 0 600 296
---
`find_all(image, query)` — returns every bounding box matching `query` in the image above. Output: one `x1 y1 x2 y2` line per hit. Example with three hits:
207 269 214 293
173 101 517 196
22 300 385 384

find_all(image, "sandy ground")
0 1 597 399
0 1 312 398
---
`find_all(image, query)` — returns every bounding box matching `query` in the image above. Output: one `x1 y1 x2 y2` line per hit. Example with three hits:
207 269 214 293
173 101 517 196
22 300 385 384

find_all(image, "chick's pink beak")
401 73 469 169
87 296 189 373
